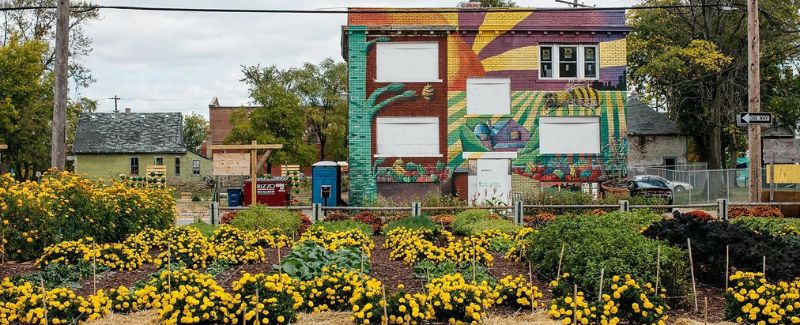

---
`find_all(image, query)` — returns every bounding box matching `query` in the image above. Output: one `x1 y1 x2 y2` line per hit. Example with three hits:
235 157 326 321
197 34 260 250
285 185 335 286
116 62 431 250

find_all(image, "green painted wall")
75 152 212 184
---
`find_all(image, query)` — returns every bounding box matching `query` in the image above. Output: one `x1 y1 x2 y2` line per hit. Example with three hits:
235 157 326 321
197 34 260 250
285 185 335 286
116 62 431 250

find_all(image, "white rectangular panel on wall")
376 42 440 82
539 117 601 154
376 117 440 157
466 78 511 115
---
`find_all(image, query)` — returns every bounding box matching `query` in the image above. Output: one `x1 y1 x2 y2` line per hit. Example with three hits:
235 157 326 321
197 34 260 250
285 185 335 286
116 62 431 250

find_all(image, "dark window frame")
130 157 140 175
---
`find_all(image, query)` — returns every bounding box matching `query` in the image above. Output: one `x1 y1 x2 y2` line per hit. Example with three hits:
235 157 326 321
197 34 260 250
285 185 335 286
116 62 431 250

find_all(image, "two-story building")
343 7 630 205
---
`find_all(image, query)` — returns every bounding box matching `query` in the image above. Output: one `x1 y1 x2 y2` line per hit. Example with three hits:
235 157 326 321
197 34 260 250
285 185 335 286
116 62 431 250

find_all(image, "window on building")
154 156 164 166
466 78 511 115
376 117 440 157
130 157 139 175
539 44 598 79
192 160 201 175
539 117 600 154
174 157 181 176
376 42 440 82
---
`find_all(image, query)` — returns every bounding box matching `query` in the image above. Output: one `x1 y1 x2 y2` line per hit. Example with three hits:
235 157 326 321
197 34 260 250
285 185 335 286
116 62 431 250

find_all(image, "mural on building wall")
375 159 450 183
347 9 630 204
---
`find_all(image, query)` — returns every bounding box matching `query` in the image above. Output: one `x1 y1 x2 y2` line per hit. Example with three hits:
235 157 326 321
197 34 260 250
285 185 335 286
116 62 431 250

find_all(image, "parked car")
633 175 693 192
629 179 673 205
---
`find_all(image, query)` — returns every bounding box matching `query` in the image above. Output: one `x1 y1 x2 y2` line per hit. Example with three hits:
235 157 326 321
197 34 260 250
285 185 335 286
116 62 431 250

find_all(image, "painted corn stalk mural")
345 9 629 205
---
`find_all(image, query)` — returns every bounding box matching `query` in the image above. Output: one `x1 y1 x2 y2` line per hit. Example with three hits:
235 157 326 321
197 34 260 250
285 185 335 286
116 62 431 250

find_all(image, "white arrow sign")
737 112 772 126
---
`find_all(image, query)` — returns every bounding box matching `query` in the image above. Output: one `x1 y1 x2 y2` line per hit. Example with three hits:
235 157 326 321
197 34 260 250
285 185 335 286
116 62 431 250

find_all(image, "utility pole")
109 95 122 113
51 0 69 170
747 0 762 202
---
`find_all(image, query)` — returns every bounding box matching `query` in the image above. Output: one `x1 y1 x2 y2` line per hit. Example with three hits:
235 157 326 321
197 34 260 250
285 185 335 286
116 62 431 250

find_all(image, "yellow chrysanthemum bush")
0 171 175 261
154 227 216 269
298 227 374 256
443 236 494 266
548 273 669 325
494 275 542 308
350 282 429 325
0 277 34 325
423 273 498 324
724 271 800 324
35 237 145 271
227 272 304 325
298 266 373 313
384 227 445 265
14 286 111 324
249 229 292 249
212 226 266 265
504 227 536 262
107 285 141 314
133 268 233 325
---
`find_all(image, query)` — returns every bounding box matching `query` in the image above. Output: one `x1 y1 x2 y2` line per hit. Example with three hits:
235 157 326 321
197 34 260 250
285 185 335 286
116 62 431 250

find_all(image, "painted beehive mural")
345 9 629 204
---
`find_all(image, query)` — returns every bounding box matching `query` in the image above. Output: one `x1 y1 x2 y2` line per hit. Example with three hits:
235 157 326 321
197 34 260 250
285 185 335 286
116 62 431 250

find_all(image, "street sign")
737 112 772 126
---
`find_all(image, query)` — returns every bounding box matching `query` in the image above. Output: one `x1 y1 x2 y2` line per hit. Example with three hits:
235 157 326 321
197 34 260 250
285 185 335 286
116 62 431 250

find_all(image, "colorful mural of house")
343 7 630 205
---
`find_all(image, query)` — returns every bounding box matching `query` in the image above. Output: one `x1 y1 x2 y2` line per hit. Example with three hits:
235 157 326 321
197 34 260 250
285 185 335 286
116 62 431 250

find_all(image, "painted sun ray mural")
345 8 629 204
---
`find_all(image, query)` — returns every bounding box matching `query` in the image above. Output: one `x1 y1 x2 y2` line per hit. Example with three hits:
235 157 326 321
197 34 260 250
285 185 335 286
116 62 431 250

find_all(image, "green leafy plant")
731 217 800 237
489 236 514 253
187 220 215 237
230 205 301 235
458 218 521 236
17 263 107 290
274 241 369 280
452 209 492 235
384 215 439 234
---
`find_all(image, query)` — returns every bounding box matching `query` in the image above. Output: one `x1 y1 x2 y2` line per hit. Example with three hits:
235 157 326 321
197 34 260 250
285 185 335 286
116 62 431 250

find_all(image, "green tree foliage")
0 35 51 179
183 113 208 153
628 0 800 168
283 58 348 161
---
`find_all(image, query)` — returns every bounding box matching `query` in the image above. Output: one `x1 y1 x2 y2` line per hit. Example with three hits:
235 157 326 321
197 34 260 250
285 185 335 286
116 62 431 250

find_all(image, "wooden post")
655 245 661 295
572 284 578 325
529 260 535 313
250 141 257 205
762 256 766 276
382 285 389 325
92 242 97 295
167 244 172 293
725 245 730 290
598 268 604 302
51 0 69 170
360 253 364 275
704 296 709 325
277 247 282 273
40 276 48 325
688 238 698 312
471 239 477 283
747 0 762 202
769 152 775 202
209 143 282 206
256 287 260 325
556 243 565 278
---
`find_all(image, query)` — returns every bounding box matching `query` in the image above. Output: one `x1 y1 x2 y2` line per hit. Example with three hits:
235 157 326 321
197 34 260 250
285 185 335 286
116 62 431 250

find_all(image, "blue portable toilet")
312 161 342 206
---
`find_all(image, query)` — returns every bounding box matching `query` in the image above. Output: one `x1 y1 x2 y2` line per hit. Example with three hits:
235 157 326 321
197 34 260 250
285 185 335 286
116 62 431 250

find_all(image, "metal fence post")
312 203 322 223
411 202 421 217
513 200 523 225
210 202 219 226
717 198 728 221
619 200 630 212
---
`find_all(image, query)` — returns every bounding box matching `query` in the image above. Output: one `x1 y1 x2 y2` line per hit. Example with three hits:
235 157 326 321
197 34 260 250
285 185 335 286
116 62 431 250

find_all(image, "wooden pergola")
209 141 283 205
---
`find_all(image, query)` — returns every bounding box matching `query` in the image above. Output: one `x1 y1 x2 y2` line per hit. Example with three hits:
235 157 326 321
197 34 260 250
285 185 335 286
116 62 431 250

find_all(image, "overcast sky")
80 0 638 117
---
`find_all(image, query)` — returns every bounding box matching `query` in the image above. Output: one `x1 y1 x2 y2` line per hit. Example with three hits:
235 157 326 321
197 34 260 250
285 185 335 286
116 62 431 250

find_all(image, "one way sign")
737 112 772 126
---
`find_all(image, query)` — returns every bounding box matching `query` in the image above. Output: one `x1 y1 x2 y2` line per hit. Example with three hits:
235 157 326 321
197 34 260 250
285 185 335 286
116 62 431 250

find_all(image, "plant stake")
92 242 97 295
529 260 535 313
688 238 698 312
382 285 389 325
572 284 578 325
725 245 729 290
655 245 661 295
557 243 565 278
40 276 48 325
598 268 604 302
704 296 708 325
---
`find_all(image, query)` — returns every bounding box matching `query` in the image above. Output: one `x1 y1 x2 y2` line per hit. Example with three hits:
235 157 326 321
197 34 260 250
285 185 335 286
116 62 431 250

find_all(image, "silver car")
633 175 694 192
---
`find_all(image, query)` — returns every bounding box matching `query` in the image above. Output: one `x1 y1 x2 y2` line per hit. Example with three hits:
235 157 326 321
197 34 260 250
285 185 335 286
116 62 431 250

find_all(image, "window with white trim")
376 117 440 157
539 117 601 154
192 160 201 175
539 44 598 79
376 42 440 82
466 78 511 115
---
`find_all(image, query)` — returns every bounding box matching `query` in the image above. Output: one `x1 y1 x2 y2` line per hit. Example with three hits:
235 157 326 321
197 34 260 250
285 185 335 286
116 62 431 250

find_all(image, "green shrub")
384 215 439 234
274 241 368 280
527 211 688 298
731 217 800 236
489 236 514 253
187 220 215 237
459 219 521 236
452 210 491 235
230 205 301 235
311 220 373 237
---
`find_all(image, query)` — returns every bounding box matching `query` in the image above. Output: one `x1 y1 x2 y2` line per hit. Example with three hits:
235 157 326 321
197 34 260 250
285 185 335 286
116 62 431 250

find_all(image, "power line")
0 3 747 14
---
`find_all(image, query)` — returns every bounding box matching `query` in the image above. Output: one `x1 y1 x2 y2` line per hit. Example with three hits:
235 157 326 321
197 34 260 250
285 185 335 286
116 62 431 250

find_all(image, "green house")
72 112 212 188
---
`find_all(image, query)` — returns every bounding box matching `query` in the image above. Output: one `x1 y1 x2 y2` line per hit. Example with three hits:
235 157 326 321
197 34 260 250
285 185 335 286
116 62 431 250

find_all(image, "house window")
376 42 440 82
466 78 511 115
376 117 440 157
174 157 181 176
539 44 598 79
539 117 600 154
130 157 139 175
154 156 164 166
192 160 201 175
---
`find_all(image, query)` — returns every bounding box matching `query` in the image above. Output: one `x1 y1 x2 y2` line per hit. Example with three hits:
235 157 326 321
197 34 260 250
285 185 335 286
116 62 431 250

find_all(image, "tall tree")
283 58 348 161
628 0 800 169
183 113 208 153
0 35 51 179
227 65 316 171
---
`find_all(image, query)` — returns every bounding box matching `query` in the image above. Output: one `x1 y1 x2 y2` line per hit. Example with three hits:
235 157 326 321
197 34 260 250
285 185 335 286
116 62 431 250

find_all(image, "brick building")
206 97 256 158
343 8 630 205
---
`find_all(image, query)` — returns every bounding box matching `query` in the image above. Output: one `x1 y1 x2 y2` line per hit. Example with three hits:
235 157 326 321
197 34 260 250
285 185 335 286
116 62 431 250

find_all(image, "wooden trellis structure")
209 141 282 204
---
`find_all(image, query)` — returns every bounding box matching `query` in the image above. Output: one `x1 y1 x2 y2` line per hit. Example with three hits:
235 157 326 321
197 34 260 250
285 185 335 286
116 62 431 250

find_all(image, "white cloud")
81 0 639 117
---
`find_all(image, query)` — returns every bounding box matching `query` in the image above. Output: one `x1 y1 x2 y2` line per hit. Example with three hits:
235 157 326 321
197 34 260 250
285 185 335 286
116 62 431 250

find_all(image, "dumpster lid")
313 161 338 167
244 176 291 182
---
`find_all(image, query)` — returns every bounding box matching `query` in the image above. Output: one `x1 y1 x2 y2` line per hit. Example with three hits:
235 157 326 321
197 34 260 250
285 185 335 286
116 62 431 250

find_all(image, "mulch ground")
75 264 159 297
215 247 283 290
0 261 37 279
371 236 425 293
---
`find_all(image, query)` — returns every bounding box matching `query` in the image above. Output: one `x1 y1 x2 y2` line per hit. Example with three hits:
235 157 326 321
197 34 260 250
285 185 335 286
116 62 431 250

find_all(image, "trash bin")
227 188 243 207
243 177 292 206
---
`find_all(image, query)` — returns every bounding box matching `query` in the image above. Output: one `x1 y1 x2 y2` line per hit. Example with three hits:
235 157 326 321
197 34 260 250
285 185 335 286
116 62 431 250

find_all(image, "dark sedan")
629 178 674 205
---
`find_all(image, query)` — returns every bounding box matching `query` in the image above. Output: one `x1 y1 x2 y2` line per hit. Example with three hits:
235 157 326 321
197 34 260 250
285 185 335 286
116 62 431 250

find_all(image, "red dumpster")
243 177 292 206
